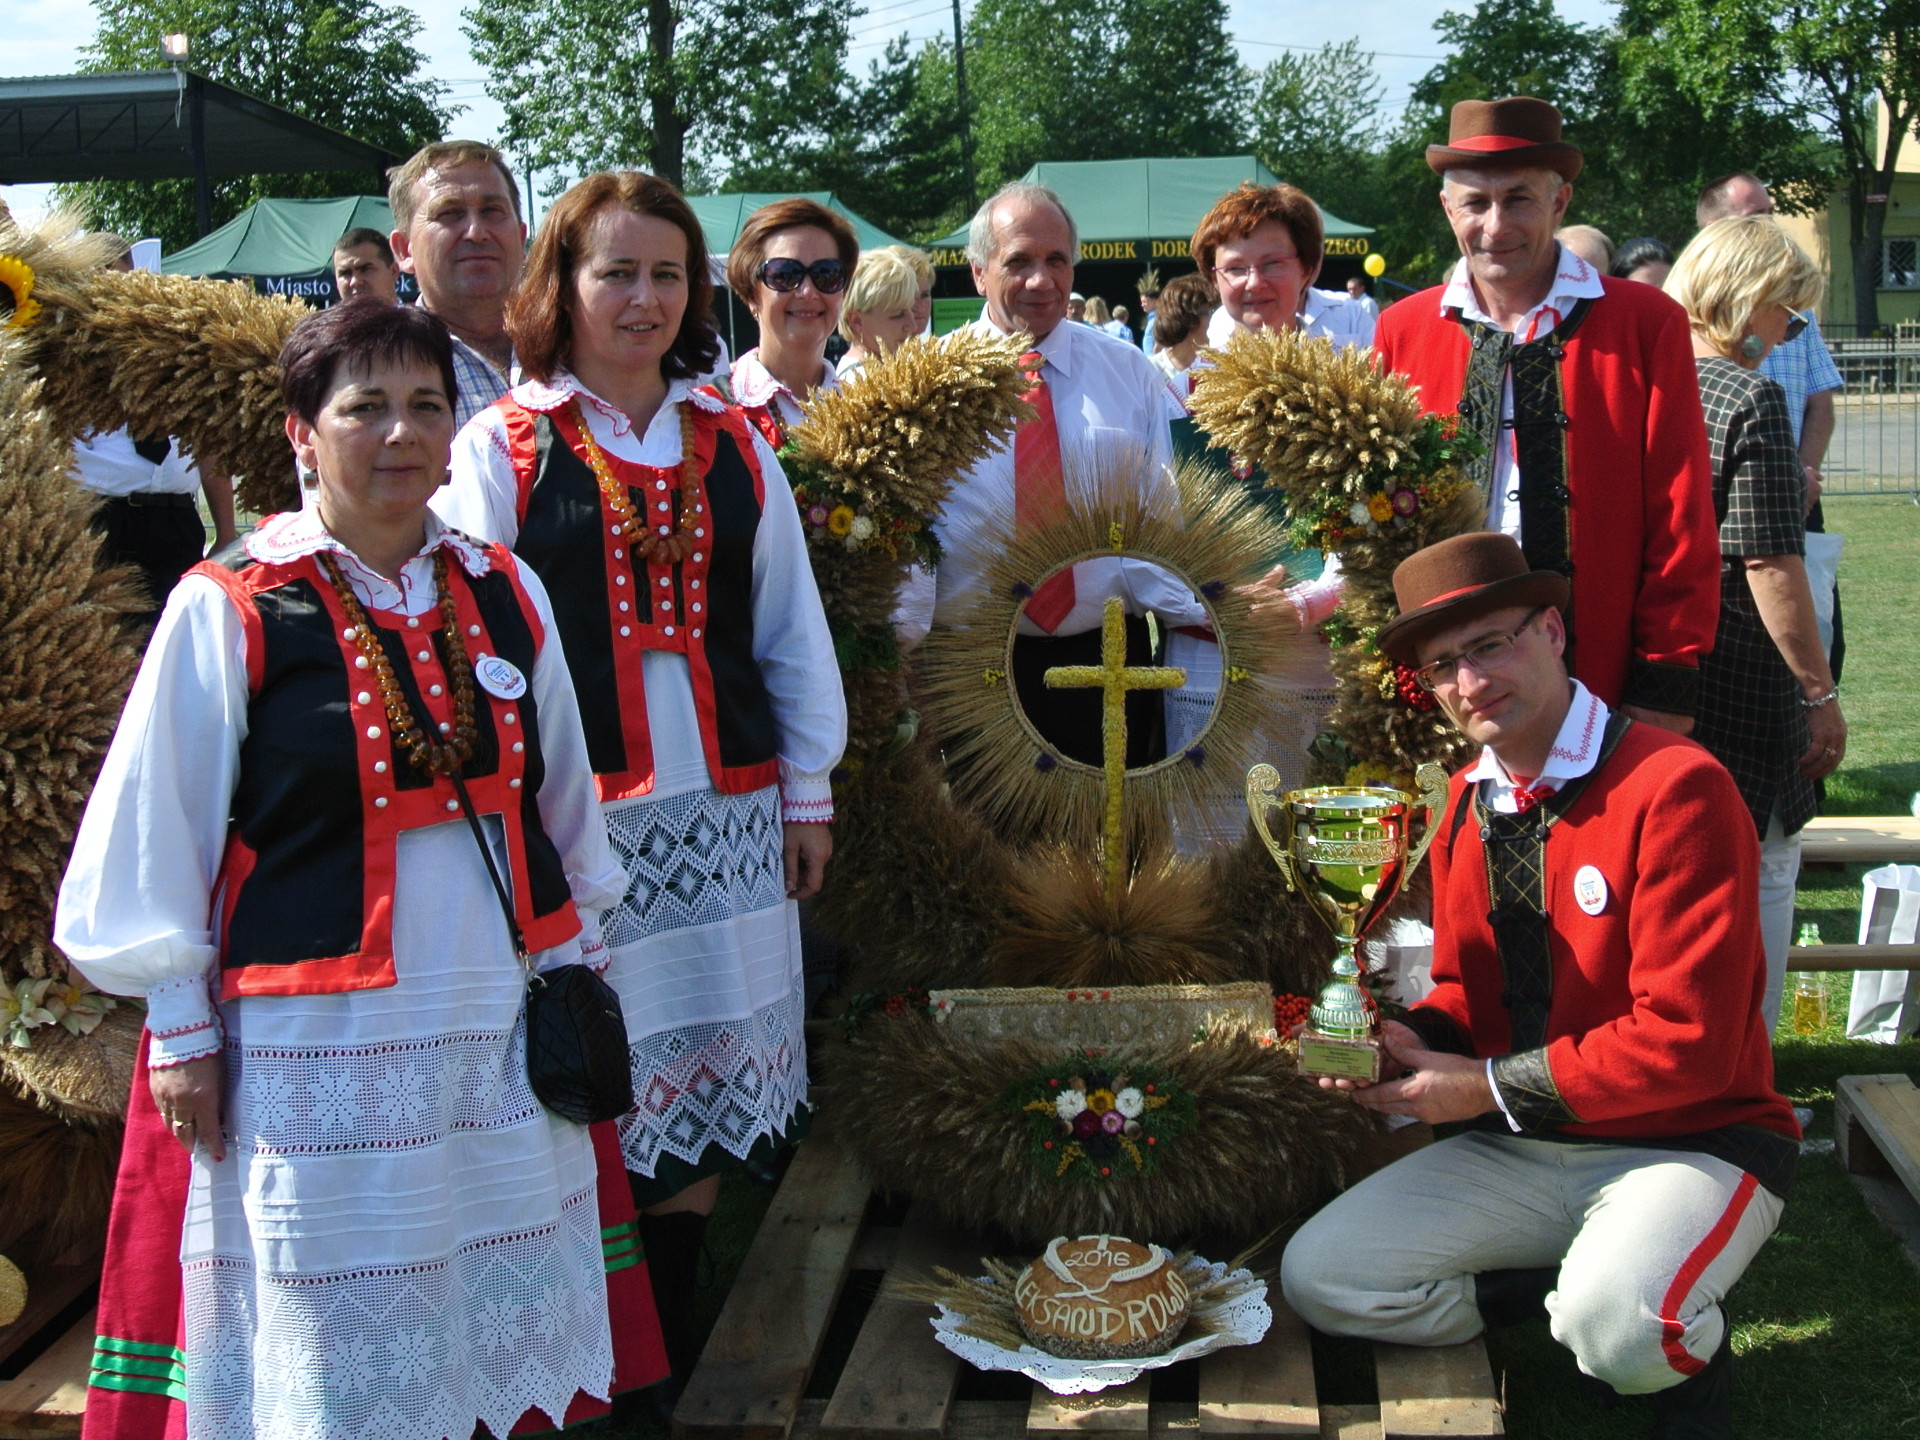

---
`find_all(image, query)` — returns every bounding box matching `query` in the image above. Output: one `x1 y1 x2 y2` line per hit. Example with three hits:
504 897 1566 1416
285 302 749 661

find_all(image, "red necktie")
1015 349 1076 633
1511 778 1557 813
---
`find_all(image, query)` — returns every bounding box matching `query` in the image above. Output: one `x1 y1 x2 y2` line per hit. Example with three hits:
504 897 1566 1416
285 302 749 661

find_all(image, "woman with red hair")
439 172 845 1405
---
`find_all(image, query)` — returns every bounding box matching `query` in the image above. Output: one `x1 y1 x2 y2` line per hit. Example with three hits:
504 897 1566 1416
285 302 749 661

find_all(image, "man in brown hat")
1281 532 1797 1439
1374 97 1720 738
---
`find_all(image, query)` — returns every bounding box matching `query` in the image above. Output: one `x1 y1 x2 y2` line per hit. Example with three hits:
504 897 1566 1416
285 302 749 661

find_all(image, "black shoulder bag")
450 773 635 1125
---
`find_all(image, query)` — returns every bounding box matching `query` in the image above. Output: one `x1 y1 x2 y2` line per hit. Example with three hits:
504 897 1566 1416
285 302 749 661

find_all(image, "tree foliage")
729 36 971 244
464 0 856 194
1248 40 1386 228
1625 0 1920 331
963 0 1246 192
64 0 450 249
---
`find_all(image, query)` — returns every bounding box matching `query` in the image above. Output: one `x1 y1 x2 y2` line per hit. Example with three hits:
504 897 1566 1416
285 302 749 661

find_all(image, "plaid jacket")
1692 356 1814 839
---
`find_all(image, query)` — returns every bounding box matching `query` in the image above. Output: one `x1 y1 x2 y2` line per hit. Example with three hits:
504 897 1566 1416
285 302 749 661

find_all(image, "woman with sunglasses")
438 172 845 1406
726 198 859 448
1666 213 1843 1033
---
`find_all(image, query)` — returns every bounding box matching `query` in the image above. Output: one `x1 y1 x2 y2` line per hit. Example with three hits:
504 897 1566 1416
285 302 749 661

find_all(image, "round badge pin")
1573 864 1608 916
474 654 527 701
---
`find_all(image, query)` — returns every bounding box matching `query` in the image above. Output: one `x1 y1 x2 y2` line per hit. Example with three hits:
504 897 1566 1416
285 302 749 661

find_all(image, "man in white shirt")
72 430 236 612
906 181 1188 764
1344 276 1379 345
388 141 527 429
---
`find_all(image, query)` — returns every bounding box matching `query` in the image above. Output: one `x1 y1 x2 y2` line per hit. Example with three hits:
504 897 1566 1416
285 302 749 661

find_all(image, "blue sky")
2 0 1617 225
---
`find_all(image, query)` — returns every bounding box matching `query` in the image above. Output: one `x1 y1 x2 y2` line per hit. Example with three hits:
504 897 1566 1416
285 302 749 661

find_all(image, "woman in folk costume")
438 172 846 1398
1666 215 1848 1033
724 197 857 447
55 300 666 1440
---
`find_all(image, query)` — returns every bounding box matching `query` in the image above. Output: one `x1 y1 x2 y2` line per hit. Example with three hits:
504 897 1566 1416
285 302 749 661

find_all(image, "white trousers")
1757 809 1803 1034
1281 1132 1783 1395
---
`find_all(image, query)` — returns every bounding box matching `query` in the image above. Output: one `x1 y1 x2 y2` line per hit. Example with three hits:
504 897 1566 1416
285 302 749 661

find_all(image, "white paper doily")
929 1255 1272 1395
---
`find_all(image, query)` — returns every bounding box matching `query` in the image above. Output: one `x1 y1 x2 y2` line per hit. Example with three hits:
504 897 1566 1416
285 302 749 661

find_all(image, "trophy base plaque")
1296 1030 1385 1082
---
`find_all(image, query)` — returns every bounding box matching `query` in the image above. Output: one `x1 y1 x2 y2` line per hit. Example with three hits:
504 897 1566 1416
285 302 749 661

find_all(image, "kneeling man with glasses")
1281 532 1799 1440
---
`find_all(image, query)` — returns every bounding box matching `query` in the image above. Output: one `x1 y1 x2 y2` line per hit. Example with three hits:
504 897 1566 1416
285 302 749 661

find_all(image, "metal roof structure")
0 70 402 236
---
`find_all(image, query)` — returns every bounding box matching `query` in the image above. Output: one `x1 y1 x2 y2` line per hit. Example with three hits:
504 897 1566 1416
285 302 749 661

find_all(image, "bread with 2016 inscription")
1013 1235 1191 1359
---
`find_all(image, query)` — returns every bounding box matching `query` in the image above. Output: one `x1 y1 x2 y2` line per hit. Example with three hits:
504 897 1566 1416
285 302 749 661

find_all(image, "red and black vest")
192 543 579 999
494 397 780 801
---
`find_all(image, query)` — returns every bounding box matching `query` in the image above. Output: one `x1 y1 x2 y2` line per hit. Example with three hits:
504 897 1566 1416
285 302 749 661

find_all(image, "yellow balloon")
1364 253 1387 278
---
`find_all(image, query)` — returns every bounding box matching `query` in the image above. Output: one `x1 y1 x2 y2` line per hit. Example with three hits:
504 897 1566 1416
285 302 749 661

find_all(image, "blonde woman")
1666 214 1844 1032
836 248 923 378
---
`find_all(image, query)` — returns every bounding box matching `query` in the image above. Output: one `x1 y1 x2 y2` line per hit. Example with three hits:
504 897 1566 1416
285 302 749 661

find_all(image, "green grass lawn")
607 498 1920 1440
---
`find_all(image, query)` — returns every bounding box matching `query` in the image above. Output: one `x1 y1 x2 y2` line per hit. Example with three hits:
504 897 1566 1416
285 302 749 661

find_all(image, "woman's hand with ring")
149 1053 227 1160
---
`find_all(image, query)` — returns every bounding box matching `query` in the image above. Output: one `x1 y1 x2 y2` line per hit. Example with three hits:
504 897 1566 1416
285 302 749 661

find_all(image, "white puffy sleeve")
747 428 848 822
54 575 249 1066
513 559 630 970
436 407 523 548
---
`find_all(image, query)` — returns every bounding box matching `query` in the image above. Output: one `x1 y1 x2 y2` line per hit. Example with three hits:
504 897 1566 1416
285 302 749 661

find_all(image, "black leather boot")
634 1207 712 1419
1647 1327 1733 1439
1473 1266 1559 1328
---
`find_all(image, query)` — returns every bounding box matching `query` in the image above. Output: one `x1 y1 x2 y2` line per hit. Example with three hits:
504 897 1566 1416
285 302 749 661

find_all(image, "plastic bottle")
1791 923 1826 1035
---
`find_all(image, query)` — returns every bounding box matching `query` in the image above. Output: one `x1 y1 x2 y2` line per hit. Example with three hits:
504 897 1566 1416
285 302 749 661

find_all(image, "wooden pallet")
674 1124 1502 1440
1836 1074 1920 1206
0 1307 92 1439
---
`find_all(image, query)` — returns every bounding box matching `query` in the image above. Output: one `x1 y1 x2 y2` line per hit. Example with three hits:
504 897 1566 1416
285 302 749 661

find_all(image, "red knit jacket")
1374 279 1720 714
1409 722 1797 1154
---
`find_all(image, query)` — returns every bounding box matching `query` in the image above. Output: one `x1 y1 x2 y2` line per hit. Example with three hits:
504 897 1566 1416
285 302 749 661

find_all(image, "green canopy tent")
926 155 1374 264
925 156 1376 330
162 195 413 303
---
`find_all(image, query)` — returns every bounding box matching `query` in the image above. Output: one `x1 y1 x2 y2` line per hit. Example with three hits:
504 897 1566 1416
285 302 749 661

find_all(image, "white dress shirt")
1205 287 1368 351
1438 244 1607 538
70 428 201 497
898 316 1190 641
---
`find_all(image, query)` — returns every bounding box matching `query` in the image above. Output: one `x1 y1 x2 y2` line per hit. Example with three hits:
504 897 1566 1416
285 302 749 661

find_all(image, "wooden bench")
674 1123 1503 1440
1834 1074 1920 1210
1790 818 1920 972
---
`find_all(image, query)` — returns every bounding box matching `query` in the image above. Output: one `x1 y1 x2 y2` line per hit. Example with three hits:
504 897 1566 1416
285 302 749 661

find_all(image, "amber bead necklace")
320 548 479 777
572 397 704 565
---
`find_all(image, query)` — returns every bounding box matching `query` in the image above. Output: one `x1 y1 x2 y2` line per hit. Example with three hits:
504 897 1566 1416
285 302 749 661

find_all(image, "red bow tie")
1511 780 1557 813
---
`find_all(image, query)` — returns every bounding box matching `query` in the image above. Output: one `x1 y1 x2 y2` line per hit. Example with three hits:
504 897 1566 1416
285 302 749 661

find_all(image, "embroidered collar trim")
512 370 725 428
1439 243 1606 329
1462 679 1611 800
730 348 838 409
247 507 493 578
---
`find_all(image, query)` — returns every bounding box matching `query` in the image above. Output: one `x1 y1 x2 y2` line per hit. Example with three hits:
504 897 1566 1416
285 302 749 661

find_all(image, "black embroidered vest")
195 547 576 998
508 405 779 800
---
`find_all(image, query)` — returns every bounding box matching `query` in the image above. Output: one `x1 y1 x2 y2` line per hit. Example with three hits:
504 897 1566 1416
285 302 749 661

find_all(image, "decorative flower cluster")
0 254 42 329
784 448 943 567
1013 1057 1194 1185
1291 460 1475 554
3 976 116 1049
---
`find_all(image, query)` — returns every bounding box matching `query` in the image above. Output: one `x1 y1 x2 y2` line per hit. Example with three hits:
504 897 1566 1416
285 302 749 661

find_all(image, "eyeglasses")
757 257 848 294
1783 309 1810 344
1212 255 1300 288
1412 608 1545 692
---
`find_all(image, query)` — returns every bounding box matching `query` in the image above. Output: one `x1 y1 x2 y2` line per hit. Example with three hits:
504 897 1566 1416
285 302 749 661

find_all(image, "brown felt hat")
1375 532 1570 665
1427 96 1584 181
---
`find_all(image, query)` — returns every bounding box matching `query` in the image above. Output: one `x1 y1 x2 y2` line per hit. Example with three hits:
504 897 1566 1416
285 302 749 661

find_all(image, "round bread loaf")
1013 1235 1191 1359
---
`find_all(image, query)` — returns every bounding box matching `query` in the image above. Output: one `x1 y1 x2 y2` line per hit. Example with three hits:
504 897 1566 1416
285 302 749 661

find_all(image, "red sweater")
1409 723 1798 1172
1374 280 1720 714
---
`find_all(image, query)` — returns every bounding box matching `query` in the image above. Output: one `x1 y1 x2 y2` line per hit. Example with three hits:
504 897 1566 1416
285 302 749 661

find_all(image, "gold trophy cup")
1246 765 1449 1080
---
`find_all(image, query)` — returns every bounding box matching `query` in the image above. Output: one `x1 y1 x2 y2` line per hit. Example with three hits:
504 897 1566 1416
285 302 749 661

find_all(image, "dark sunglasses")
1783 309 1810 344
757 257 848 294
